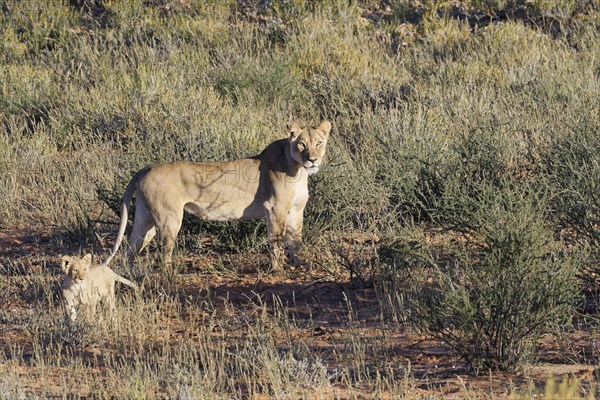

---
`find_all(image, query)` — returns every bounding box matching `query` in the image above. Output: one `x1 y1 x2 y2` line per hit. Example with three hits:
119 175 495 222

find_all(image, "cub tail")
114 272 139 291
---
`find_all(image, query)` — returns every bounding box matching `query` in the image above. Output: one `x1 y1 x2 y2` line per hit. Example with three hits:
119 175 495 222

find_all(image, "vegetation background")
1 0 599 398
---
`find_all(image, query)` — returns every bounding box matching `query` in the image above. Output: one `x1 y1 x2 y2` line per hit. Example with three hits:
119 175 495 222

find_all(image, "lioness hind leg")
128 201 157 263
156 214 184 267
128 226 157 264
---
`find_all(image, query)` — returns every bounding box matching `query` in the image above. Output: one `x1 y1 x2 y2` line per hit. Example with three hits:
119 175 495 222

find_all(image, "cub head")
61 254 92 282
287 120 331 175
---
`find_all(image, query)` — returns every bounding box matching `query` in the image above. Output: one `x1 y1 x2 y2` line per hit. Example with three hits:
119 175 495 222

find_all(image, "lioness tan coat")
103 121 331 270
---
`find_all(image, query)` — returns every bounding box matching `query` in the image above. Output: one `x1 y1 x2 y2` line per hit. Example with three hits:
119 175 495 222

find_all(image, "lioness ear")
316 120 332 137
61 256 71 273
287 122 301 141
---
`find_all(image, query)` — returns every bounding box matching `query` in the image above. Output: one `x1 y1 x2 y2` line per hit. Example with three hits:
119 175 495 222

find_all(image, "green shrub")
432 123 520 231
375 115 518 225
374 116 452 222
383 182 578 372
542 124 600 246
540 122 600 282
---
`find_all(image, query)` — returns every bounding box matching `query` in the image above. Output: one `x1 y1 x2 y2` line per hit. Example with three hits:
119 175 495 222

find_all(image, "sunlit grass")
0 0 599 397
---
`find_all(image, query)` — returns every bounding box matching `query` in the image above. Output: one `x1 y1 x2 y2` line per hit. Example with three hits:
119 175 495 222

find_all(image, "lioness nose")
308 158 317 163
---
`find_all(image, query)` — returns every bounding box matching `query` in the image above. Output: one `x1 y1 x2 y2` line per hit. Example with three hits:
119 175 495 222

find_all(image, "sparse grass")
512 375 596 399
1 258 421 398
1 0 599 397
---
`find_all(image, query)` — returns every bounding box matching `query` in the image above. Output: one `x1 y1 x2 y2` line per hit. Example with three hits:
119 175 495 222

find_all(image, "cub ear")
287 122 302 141
316 120 332 137
82 254 92 271
61 256 71 273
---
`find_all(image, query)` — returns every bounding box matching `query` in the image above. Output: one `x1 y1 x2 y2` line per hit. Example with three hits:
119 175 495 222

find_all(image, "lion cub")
61 254 138 321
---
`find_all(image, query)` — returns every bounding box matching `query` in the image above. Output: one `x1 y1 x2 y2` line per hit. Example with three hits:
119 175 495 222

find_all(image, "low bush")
540 121 600 283
382 182 579 372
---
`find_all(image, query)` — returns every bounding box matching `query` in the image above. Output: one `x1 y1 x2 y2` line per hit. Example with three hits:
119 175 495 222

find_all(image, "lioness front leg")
265 205 287 271
285 208 304 268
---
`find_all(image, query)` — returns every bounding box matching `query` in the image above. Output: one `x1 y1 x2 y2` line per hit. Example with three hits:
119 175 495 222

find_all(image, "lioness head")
288 120 331 175
61 254 92 282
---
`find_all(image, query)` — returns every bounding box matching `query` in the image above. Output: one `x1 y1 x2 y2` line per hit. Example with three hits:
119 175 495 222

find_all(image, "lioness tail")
101 167 151 267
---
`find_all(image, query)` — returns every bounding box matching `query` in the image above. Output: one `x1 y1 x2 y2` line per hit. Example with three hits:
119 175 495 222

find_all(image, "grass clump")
512 375 594 400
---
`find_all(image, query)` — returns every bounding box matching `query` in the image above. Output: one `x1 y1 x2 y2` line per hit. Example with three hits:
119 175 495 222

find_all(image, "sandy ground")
0 227 598 398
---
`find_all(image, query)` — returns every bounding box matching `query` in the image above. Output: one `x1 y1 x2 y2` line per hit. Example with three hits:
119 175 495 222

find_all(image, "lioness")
61 254 138 321
102 121 331 270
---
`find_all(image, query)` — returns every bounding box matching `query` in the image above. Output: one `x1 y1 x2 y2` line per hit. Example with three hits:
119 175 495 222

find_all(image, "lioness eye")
316 141 322 147
298 142 306 149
